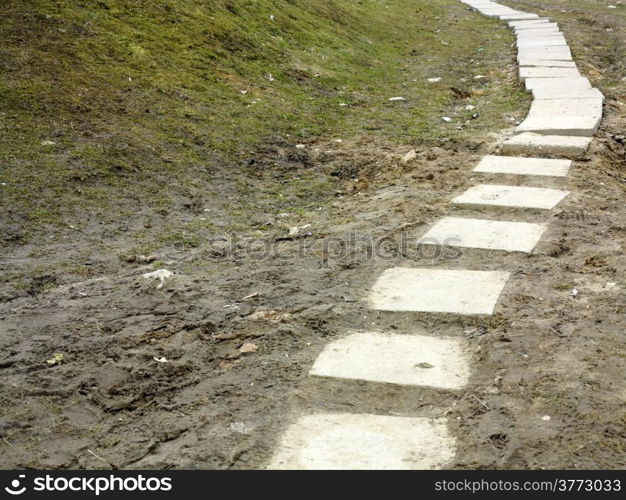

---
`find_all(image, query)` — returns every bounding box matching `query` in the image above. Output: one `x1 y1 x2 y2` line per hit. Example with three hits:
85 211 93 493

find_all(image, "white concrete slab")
516 98 603 136
369 268 510 315
501 133 592 156
418 217 546 253
517 38 567 49
518 46 572 61
515 28 562 37
533 86 603 101
510 20 554 29
525 76 591 91
500 13 540 20
473 155 571 177
267 413 455 470
453 184 569 210
518 58 576 68
309 331 470 390
520 67 581 81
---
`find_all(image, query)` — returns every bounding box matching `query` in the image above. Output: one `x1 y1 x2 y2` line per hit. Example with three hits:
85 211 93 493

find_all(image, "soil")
1 2 625 469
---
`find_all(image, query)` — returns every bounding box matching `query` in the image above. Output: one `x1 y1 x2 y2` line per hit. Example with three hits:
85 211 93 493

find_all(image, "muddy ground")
1 2 625 469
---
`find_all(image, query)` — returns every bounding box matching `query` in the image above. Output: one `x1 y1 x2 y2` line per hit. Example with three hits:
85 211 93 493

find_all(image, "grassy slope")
0 0 525 257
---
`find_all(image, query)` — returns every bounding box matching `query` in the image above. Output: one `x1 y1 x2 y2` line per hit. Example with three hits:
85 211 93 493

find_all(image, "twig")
87 449 112 468
473 395 490 410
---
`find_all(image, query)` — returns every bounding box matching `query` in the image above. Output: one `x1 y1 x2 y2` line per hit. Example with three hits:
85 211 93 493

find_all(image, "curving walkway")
265 0 602 469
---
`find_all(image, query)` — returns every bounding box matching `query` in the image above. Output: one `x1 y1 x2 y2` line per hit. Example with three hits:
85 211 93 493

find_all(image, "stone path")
266 0 603 469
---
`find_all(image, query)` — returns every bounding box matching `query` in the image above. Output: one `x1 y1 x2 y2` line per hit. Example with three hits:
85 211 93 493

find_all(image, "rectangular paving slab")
501 133 592 156
518 58 576 68
510 20 554 29
452 184 569 210
500 13 540 20
524 76 591 91
518 45 572 61
309 331 470 390
516 98 603 136
267 413 455 470
515 28 562 37
533 86 603 101
418 217 547 253
517 38 567 48
474 155 571 177
519 67 581 81
369 268 510 315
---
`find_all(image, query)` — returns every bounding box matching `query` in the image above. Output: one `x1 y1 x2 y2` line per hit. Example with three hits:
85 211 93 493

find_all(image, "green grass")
0 0 526 248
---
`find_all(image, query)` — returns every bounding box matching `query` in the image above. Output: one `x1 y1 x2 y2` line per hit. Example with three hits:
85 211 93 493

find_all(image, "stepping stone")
525 76 591 91
518 58 576 68
519 67 581 81
473 155 571 177
500 13 540 20
533 86 603 101
369 268 510 315
418 217 546 253
516 33 564 42
515 27 561 36
518 46 572 61
309 331 470 390
510 20 554 29
267 413 455 470
452 184 569 210
516 98 603 136
516 38 568 48
501 133 592 156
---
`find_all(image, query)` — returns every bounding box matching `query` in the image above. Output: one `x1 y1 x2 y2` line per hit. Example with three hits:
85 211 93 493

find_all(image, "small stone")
402 150 417 163
239 342 258 354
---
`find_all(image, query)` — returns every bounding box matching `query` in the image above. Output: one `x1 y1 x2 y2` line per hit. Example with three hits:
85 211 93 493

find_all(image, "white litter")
143 269 174 289
388 97 406 101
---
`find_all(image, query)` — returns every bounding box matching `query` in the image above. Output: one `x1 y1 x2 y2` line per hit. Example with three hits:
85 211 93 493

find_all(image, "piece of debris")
402 149 417 163
442 116 452 122
229 422 254 434
239 342 258 354
153 356 168 363
248 310 291 323
388 96 406 101
427 77 442 83
240 292 259 301
46 353 64 366
474 74 487 80
143 269 174 289
41 140 56 146
126 254 157 264
465 104 476 110
295 144 305 149
266 73 275 82
541 415 551 421
416 362 435 369
288 223 312 237
570 288 579 297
